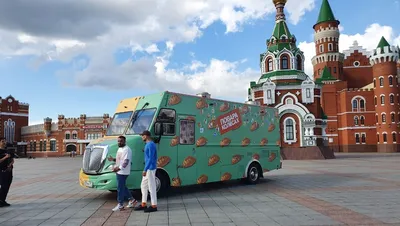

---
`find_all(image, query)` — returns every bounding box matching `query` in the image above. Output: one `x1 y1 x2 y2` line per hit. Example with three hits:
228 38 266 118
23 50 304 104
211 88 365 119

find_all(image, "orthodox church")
247 0 400 159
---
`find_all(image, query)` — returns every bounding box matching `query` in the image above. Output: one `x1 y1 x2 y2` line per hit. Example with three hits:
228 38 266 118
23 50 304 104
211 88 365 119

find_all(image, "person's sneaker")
126 199 138 208
0 201 9 207
144 206 157 213
133 205 146 211
112 204 124 212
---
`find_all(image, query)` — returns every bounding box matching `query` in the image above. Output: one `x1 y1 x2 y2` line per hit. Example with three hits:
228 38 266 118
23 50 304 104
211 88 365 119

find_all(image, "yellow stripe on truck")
115 96 141 113
79 169 89 188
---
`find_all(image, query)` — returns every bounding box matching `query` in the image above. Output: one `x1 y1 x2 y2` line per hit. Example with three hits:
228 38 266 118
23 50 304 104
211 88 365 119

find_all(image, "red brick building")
0 95 29 146
248 0 400 158
20 114 111 157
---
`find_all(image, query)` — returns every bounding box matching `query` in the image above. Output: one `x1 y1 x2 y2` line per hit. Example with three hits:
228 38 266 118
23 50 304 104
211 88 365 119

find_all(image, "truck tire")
246 162 261 184
156 170 170 197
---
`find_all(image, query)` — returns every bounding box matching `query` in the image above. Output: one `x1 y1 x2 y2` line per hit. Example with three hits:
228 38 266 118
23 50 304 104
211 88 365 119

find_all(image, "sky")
1 0 400 126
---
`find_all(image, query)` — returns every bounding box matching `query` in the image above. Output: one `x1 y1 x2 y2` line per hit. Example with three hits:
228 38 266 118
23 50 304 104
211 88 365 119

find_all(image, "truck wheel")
156 170 170 197
246 162 261 184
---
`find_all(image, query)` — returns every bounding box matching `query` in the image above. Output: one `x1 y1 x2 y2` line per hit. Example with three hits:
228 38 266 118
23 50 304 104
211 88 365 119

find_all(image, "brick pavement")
0 153 400 225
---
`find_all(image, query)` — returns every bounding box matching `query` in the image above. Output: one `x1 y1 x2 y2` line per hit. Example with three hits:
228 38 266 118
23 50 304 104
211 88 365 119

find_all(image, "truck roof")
115 90 275 114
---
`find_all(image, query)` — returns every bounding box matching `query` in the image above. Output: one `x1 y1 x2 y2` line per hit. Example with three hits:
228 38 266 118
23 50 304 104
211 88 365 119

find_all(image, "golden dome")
273 0 287 5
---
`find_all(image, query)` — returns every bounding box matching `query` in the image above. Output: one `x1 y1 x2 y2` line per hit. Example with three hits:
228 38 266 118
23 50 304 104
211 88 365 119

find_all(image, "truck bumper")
79 169 116 190
78 169 143 190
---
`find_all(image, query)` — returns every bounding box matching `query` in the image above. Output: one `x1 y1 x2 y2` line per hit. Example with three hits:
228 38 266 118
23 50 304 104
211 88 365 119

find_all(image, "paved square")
1 153 400 226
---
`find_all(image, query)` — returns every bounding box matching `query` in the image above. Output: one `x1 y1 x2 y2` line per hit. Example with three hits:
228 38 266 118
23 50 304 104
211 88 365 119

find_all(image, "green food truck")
79 91 282 196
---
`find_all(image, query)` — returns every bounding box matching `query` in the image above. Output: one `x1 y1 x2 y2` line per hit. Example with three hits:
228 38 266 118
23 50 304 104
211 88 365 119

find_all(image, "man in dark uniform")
0 137 13 207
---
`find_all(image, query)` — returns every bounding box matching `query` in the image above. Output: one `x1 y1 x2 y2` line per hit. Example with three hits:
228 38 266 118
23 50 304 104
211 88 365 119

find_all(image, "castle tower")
312 0 344 81
256 0 306 85
43 117 52 137
370 36 400 152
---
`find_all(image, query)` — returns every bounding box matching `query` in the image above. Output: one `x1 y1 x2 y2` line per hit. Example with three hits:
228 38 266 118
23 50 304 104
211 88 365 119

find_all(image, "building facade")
0 95 29 146
20 114 111 157
248 0 400 158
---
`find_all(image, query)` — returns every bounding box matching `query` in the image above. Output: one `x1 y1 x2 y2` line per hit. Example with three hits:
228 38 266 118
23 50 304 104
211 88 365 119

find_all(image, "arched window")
360 116 365 125
382 114 386 123
285 98 294 105
360 99 365 111
390 94 394 104
373 79 376 88
281 56 288 69
268 58 273 72
389 76 393 86
391 113 395 123
285 119 294 140
379 77 384 86
296 55 302 71
376 114 378 123
50 140 56 152
65 131 71 139
4 119 15 144
383 133 387 143
374 96 377 105
393 132 397 143
354 116 359 126
352 100 358 111
381 95 385 105
283 117 297 144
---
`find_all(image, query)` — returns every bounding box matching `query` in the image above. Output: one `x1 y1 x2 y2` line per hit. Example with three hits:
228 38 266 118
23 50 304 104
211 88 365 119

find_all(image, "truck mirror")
154 122 162 135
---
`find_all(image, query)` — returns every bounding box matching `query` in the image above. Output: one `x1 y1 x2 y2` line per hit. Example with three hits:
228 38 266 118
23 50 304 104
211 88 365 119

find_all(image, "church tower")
370 37 400 152
311 0 344 81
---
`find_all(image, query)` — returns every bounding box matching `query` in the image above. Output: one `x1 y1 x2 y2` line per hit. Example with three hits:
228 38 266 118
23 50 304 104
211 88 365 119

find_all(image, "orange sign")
217 109 242 135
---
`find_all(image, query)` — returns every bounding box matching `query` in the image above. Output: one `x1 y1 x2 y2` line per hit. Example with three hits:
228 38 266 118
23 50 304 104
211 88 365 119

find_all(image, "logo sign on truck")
217 108 243 135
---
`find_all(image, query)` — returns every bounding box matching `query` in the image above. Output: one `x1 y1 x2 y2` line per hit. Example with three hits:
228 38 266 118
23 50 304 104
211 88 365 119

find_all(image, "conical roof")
377 36 390 49
315 0 339 26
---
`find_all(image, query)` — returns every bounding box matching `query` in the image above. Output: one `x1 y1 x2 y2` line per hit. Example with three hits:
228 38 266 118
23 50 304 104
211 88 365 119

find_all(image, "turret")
258 0 305 79
311 0 344 81
43 117 52 137
370 36 400 152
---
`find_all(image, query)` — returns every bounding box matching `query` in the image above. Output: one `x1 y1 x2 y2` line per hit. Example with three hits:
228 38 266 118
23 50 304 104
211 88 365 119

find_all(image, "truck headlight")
106 164 115 171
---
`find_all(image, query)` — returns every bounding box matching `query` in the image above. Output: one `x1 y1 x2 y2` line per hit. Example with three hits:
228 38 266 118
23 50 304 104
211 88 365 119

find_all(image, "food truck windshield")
106 108 157 136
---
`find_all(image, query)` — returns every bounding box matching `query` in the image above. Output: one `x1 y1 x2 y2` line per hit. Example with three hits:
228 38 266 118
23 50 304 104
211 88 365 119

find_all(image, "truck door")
176 115 197 186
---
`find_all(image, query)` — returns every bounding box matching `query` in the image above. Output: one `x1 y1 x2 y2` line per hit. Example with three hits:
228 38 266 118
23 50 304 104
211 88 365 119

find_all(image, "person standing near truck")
0 137 13 207
108 135 137 211
134 130 158 212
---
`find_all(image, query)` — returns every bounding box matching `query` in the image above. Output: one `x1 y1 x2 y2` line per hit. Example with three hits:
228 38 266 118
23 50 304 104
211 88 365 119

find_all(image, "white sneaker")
112 204 124 211
126 199 138 208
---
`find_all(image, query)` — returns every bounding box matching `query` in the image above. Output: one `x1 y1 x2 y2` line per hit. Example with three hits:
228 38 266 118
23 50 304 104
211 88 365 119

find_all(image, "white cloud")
285 0 315 25
188 60 207 71
298 41 315 77
0 0 316 58
299 23 400 78
130 43 160 54
61 41 259 100
17 34 37 44
0 0 317 101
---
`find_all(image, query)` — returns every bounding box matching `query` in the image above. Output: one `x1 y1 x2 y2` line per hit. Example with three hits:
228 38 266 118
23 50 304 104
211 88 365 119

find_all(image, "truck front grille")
83 147 105 174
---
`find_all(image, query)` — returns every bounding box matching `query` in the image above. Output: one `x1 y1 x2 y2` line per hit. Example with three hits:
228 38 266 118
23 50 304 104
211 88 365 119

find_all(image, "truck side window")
154 122 175 136
180 120 195 145
157 109 176 122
